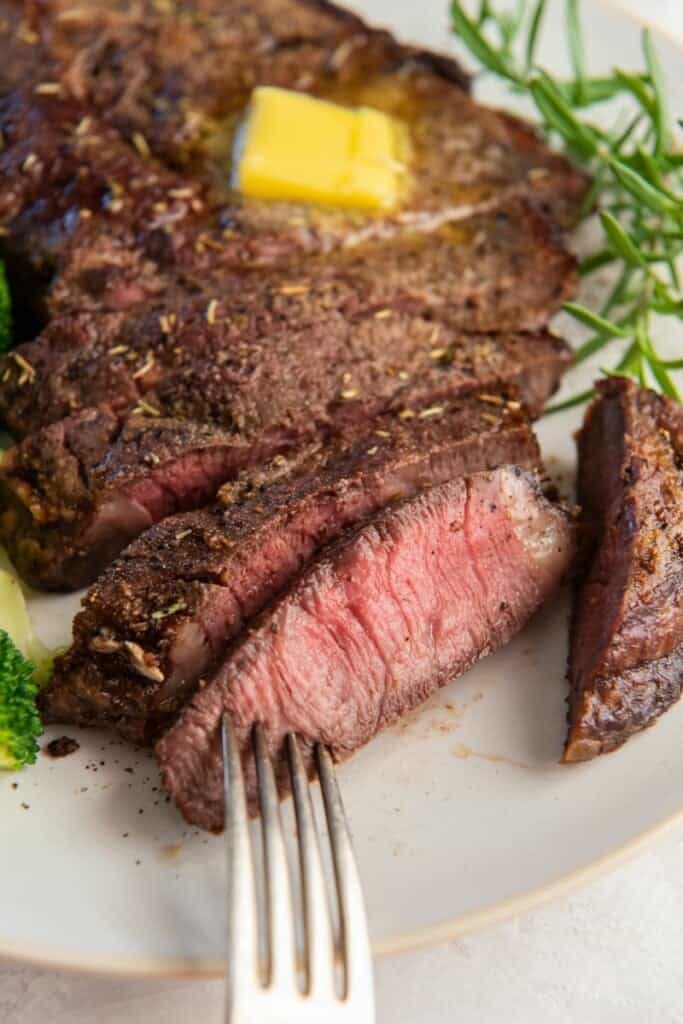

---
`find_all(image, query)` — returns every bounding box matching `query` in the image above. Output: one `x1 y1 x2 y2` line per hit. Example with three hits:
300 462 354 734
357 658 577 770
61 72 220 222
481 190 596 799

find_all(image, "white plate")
3 0 683 978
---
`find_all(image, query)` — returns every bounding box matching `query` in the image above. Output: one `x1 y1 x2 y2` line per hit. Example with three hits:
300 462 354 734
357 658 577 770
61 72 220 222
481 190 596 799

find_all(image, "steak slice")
40 398 541 742
3 0 581 231
157 465 575 831
565 377 683 762
0 0 585 339
0 3 584 282
0 0 469 173
0 229 575 440
0 62 584 283
0 408 289 590
0 322 569 590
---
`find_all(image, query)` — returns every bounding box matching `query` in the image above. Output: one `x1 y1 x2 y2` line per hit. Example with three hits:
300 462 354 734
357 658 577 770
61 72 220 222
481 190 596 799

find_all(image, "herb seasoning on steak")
565 377 683 762
0 325 570 590
0 205 576 441
40 398 542 742
157 466 575 831
0 408 287 591
2 0 587 800
0 4 585 292
0 0 585 445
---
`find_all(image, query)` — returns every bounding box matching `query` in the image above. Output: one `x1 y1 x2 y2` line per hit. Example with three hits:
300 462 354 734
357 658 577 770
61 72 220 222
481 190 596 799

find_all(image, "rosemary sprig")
450 0 683 408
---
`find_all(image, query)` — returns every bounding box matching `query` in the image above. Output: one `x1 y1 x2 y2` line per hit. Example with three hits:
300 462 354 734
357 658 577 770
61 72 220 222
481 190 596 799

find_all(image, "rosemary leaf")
529 73 597 158
450 1 683 409
643 29 671 157
613 339 640 373
566 0 587 104
652 295 683 315
572 76 636 106
614 69 655 117
450 3 519 81
525 0 547 71
579 250 616 276
573 331 620 364
564 301 629 337
609 157 683 218
599 211 647 268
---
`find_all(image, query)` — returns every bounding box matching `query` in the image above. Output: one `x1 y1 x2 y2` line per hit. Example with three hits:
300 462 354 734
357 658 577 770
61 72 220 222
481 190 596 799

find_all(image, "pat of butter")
235 86 409 211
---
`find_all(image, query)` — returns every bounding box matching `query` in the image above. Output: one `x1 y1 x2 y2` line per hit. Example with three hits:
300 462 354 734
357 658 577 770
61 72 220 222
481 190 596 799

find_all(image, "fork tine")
253 723 297 991
316 745 374 1009
222 714 258 1003
286 734 336 997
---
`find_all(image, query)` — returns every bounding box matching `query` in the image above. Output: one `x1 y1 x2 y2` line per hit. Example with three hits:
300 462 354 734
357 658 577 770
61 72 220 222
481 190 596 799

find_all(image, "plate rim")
3 0 682 980
2 802 683 978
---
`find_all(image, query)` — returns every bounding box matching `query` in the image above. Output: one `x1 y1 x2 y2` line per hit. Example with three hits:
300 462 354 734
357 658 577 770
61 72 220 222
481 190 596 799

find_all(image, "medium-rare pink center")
125 448 238 522
155 469 573 830
84 448 240 556
222 471 561 757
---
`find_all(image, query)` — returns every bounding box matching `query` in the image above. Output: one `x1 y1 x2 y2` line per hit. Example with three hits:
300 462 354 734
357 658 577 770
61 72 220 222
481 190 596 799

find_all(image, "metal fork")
221 715 375 1023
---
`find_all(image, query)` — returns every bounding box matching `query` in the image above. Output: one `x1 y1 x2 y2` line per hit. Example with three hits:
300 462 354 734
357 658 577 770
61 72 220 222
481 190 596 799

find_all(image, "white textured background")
2 1 682 1021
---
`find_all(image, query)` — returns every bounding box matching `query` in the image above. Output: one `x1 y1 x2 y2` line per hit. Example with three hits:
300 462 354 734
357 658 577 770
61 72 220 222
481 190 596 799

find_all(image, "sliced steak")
40 399 542 742
0 321 569 590
0 261 574 441
0 408 290 590
0 62 584 281
565 377 683 762
4 0 579 233
0 0 585 343
157 466 575 830
1 0 468 169
0 4 584 282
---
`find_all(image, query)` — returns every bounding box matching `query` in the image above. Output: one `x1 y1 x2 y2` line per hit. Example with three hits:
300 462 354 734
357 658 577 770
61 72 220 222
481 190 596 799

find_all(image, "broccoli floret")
0 262 11 353
0 630 42 770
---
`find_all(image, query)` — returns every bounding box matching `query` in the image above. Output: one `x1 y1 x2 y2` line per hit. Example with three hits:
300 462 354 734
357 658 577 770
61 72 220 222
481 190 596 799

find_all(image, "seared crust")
156 466 575 830
0 210 576 440
1 0 586 757
0 409 261 589
0 0 585 358
565 377 683 761
40 398 541 742
0 326 570 590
